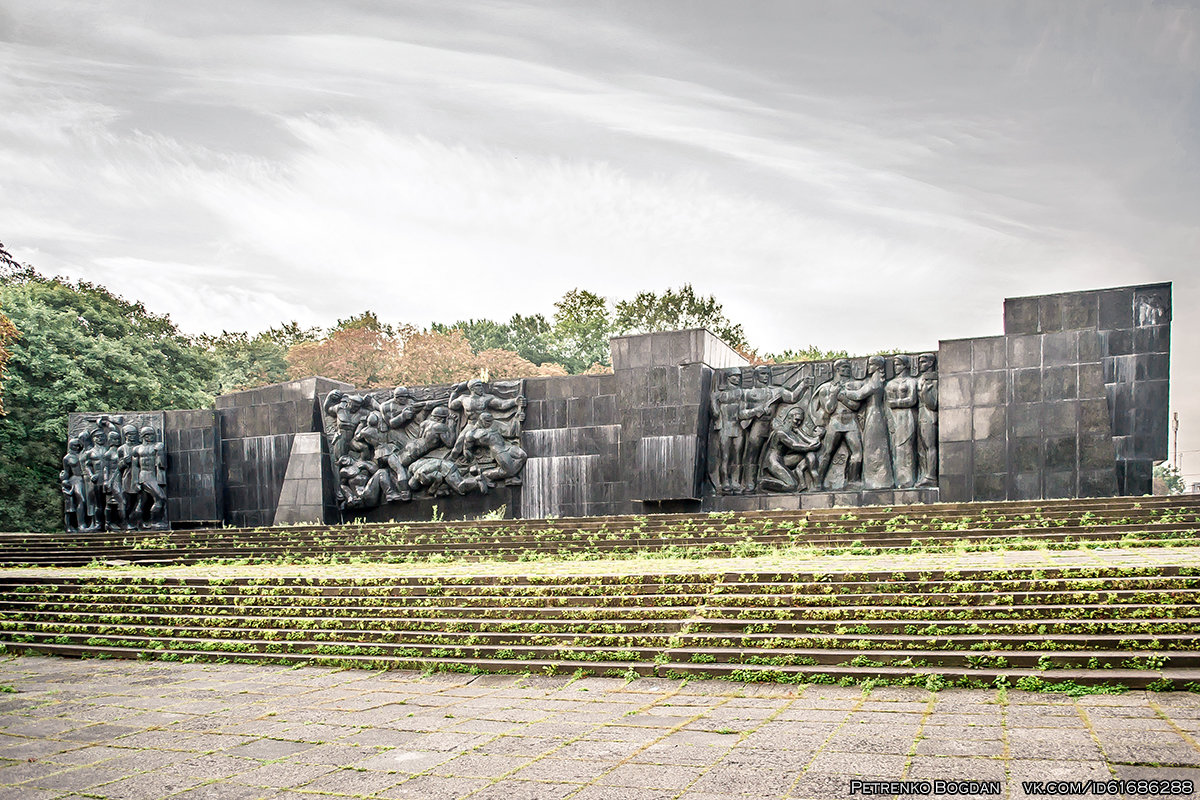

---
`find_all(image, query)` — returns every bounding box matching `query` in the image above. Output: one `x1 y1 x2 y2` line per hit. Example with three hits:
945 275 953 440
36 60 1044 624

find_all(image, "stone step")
0 638 1191 689
4 586 1196 616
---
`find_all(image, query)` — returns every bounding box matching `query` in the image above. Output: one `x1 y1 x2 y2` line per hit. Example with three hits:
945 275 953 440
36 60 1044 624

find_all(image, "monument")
62 282 1171 527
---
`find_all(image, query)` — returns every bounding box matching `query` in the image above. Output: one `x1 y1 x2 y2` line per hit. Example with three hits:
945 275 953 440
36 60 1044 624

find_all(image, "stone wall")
939 282 1171 502
68 282 1172 529
215 377 351 527
163 409 222 526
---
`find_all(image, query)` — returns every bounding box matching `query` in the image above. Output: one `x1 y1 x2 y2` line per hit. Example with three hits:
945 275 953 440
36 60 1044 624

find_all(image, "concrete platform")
2 656 1200 799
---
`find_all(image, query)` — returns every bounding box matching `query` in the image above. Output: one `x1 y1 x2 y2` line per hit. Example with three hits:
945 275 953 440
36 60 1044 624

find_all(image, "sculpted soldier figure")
117 424 140 529
130 427 168 530
336 455 399 511
448 379 525 460
323 391 374 461
759 406 822 493
740 366 809 492
400 406 456 467
711 371 750 494
856 356 894 490
465 411 529 487
103 430 126 530
380 387 419 437
351 412 408 502
408 456 488 498
352 412 410 501
814 359 866 490
916 352 939 487
61 438 88 532
82 428 110 531
885 355 919 488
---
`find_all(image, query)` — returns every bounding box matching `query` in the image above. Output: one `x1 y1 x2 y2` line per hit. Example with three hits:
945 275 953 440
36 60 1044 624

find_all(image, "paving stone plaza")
2 655 1200 800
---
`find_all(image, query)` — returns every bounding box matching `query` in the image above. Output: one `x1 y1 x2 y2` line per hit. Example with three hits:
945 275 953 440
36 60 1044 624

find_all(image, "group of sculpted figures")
711 354 939 495
324 378 528 512
61 416 168 532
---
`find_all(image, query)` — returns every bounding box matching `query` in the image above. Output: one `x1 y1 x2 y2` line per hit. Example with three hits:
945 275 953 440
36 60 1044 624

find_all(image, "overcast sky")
3 1 1198 478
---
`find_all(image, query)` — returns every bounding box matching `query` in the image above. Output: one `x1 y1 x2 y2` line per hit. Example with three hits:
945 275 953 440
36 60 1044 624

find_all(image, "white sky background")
2 1 1199 479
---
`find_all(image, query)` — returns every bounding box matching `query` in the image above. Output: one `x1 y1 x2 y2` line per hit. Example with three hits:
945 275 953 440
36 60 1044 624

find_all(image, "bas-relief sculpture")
709 354 938 495
323 379 527 514
62 414 168 532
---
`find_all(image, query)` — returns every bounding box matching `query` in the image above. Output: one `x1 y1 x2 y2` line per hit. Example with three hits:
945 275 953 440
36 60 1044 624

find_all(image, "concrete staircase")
1 495 1198 566
2 494 1199 690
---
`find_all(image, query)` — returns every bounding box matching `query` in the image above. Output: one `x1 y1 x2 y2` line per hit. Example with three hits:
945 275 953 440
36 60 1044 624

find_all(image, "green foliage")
0 272 214 531
198 322 318 395
332 310 395 336
765 345 851 363
1154 463 1185 495
612 284 747 351
435 289 612 374
438 284 751 371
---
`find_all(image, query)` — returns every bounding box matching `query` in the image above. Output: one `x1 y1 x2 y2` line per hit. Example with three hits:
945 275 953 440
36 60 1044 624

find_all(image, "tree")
200 322 321 395
764 346 851 363
0 312 16 415
433 314 560 369
1155 463 1185 495
0 242 21 414
552 289 613 372
612 284 748 351
286 325 403 388
0 271 214 532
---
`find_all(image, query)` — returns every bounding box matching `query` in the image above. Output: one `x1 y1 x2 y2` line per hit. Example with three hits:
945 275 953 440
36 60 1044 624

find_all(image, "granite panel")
1004 297 1039 335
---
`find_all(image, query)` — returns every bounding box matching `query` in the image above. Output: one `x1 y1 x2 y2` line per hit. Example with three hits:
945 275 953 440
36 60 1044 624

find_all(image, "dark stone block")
1042 366 1078 401
939 339 973 374
593 394 617 425
1039 295 1063 333
1079 435 1115 471
973 473 1006 502
1136 352 1170 382
1012 438 1041 473
833 492 861 509
1079 468 1117 498
972 337 1006 371
938 474 969 502
1007 335 1041 369
1133 379 1169 416
1045 436 1076 471
1124 459 1153 496
1043 400 1078 436
1098 288 1135 330
1079 398 1112 436
1134 324 1170 354
1012 369 1041 404
1013 473 1041 500
941 375 972 408
1045 471 1077 499
1004 297 1039 335
1062 292 1098 330
523 400 545 430
1042 331 1078 367
940 408 972 442
1078 363 1105 400
974 439 1006 473
1106 328 1134 356
972 406 1006 441
971 371 1004 406
941 441 971 476
1009 403 1041 438
1078 330 1101 362
567 397 593 428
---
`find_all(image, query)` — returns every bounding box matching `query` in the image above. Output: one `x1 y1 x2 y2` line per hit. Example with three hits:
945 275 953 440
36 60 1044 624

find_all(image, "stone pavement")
2 656 1200 800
